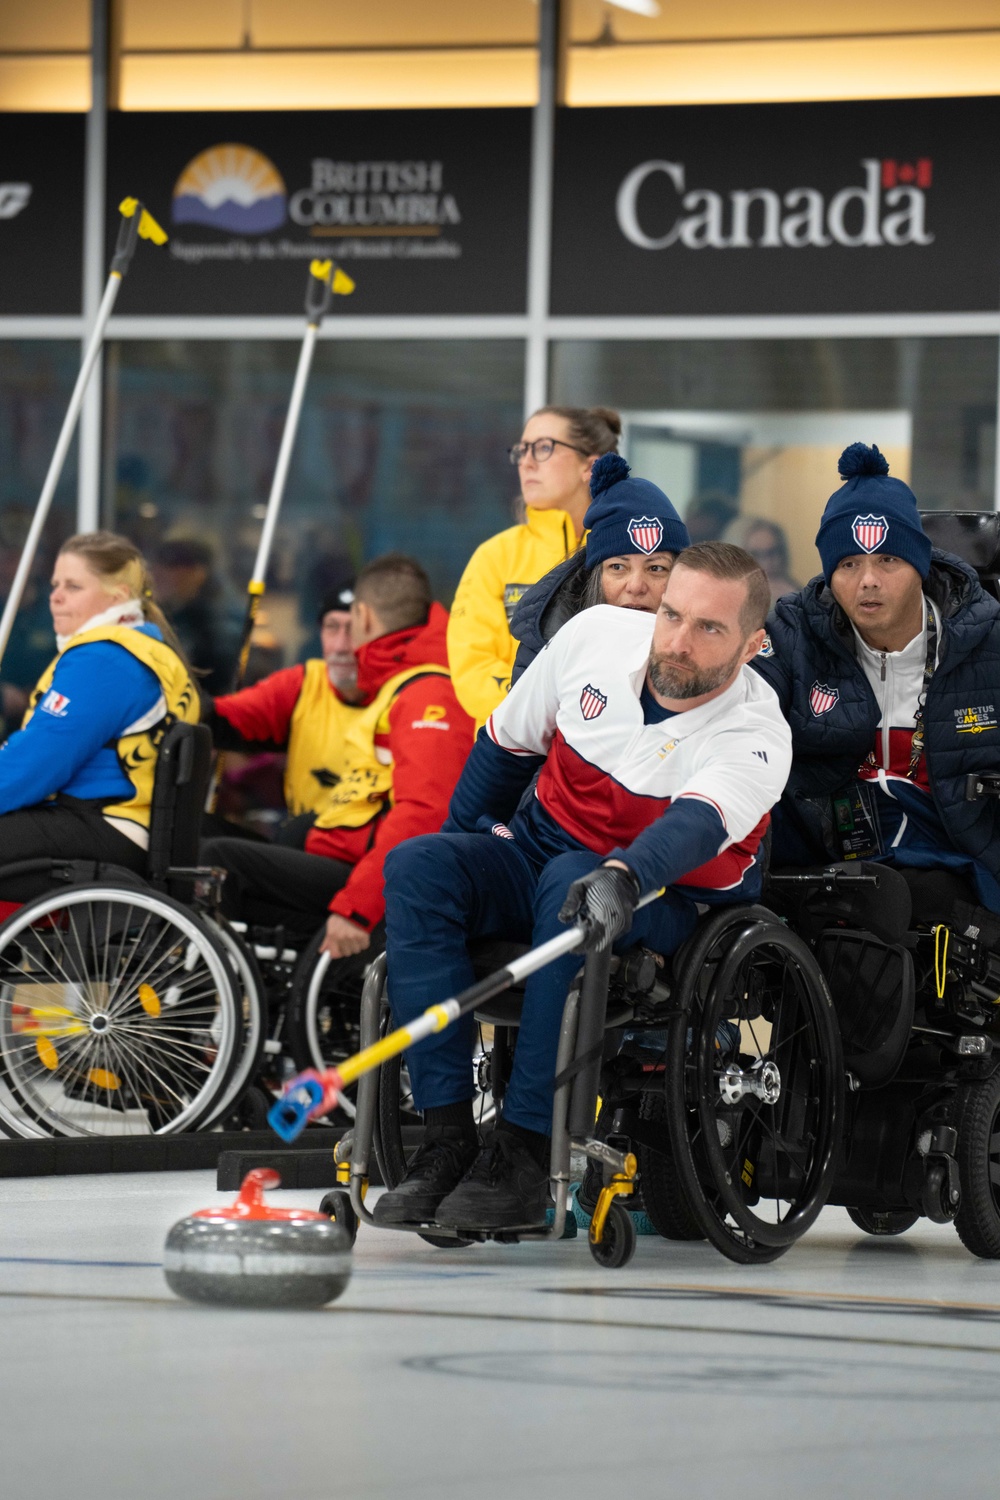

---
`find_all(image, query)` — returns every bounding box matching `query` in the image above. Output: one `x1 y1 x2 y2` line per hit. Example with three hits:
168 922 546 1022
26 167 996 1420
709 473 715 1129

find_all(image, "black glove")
559 864 641 950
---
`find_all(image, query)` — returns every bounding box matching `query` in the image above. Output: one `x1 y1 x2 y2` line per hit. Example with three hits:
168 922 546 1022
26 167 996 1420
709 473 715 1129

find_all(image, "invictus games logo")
617 157 934 252
955 705 998 734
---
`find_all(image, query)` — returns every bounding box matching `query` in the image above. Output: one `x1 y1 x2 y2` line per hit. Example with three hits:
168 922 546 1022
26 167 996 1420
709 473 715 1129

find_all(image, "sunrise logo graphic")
172 144 287 234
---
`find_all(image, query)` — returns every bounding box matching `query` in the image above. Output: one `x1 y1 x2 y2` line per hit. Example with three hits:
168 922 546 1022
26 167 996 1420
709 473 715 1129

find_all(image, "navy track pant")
383 831 701 1135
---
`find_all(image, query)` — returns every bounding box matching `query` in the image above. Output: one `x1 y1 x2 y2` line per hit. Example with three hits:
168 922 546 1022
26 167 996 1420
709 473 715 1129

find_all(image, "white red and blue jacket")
445 606 792 901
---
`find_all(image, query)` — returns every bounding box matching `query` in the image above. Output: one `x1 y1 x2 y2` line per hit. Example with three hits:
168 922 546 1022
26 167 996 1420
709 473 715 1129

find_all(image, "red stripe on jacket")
536 730 768 892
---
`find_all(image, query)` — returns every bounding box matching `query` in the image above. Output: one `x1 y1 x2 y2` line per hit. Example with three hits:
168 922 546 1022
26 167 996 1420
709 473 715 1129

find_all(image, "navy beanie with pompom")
815 442 930 583
583 453 690 570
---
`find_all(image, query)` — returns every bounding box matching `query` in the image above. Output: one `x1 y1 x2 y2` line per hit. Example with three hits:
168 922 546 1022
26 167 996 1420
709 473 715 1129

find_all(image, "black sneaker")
435 1130 551 1231
373 1130 479 1226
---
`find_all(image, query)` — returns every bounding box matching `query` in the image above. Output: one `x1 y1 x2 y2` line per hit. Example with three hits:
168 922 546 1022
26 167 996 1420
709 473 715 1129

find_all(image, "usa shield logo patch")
809 682 840 717
626 516 664 555
580 683 608 720
851 514 888 554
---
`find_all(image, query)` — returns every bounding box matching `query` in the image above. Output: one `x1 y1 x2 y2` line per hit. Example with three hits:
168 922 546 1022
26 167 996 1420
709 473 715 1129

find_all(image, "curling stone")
164 1168 352 1308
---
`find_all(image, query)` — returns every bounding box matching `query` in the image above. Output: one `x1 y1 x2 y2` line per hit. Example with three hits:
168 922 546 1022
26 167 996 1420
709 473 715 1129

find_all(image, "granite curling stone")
164 1167 352 1308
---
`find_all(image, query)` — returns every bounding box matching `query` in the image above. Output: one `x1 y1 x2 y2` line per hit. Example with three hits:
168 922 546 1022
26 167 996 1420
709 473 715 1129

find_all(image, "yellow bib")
312 664 449 833
283 659 366 818
25 625 198 831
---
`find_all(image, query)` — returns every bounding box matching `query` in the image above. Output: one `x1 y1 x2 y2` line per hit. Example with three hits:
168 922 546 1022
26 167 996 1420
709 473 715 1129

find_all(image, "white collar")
852 594 938 666
56 598 145 653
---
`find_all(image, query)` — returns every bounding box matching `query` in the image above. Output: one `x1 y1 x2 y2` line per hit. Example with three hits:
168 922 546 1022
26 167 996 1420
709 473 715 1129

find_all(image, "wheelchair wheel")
319 1187 359 1248
665 909 843 1265
636 1091 706 1241
589 1200 637 1269
284 929 380 1122
0 884 241 1138
846 1206 919 1237
200 917 267 1127
951 1071 1000 1259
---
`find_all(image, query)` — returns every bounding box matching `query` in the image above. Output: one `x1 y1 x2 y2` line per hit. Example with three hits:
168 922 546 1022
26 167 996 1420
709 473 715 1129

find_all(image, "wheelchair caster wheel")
588 1201 637 1269
319 1188 359 1248
224 1085 272 1132
922 1161 960 1226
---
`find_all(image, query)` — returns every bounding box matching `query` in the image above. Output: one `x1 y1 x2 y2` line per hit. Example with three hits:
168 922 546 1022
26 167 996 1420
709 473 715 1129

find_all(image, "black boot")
373 1128 479 1226
435 1129 551 1231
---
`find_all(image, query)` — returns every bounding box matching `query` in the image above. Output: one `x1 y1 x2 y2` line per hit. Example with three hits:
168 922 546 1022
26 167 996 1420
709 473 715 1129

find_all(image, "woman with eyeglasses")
447 406 620 725
509 453 690 687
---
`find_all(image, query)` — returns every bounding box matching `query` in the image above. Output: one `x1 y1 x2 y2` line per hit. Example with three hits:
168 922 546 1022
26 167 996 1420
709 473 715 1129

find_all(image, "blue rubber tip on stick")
267 1077 324 1142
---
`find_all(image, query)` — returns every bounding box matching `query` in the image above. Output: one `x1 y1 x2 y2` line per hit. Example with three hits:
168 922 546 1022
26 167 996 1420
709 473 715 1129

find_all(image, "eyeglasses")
507 437 588 465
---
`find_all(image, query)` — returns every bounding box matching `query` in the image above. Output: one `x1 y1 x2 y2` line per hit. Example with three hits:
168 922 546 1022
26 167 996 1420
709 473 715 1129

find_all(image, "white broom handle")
0 271 123 669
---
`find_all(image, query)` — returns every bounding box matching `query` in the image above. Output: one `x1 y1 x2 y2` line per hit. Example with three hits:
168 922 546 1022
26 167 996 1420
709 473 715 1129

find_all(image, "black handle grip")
965 771 1000 801
110 204 143 277
305 263 335 324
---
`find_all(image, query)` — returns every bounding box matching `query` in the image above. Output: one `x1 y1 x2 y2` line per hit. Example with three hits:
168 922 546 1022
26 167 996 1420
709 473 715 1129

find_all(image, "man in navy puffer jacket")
751 442 1000 918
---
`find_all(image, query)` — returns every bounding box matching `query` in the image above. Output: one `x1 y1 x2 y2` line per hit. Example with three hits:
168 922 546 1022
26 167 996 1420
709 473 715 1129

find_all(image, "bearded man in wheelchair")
376 540 791 1233
752 444 1000 1249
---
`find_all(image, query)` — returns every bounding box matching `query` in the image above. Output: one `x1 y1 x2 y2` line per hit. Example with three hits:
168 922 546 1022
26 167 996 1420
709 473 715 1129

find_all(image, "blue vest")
751 552 1000 890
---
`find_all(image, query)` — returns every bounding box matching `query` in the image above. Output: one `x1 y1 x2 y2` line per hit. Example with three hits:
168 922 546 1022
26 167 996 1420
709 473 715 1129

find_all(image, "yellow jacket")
447 506 583 725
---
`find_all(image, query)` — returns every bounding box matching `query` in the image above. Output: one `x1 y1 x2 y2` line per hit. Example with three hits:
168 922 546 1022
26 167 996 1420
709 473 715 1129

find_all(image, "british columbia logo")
626 517 665 555
851 515 889 553
580 684 608 721
809 682 840 717
172 144 287 234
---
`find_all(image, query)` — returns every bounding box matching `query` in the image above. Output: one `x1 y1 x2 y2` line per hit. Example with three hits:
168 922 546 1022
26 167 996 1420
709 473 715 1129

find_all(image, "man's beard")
647 644 744 701
326 659 358 693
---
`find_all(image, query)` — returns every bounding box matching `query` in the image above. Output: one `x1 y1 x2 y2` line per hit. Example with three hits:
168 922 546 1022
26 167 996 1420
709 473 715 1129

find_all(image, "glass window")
550 336 998 594
0 340 79 723
103 337 524 686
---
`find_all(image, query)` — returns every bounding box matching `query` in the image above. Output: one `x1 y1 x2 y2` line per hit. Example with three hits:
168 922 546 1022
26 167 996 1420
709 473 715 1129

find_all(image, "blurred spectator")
0 518 59 741
297 555 358 662
152 536 244 694
684 492 739 545
723 515 802 605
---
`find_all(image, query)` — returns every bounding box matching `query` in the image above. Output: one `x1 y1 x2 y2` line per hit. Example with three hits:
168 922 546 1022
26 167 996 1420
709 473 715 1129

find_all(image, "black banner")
106 109 531 316
0 114 85 316
551 98 1000 316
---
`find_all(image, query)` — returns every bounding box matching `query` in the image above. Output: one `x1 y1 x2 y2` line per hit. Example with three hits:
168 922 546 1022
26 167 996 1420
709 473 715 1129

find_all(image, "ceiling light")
606 0 661 16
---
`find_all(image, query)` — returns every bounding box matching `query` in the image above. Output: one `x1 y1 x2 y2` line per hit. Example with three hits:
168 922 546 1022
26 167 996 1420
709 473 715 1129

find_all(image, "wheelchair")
761 508 1000 1260
767 855 1000 1259
0 721 264 1138
328 899 844 1268
0 709 398 1138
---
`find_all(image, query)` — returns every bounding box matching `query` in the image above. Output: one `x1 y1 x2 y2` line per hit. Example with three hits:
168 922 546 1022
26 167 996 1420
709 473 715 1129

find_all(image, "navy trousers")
382 832 701 1135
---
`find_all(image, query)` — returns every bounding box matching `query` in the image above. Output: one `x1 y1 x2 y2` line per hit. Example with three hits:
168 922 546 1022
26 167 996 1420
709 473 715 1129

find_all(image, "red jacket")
214 664 334 746
322 603 473 928
214 606 473 928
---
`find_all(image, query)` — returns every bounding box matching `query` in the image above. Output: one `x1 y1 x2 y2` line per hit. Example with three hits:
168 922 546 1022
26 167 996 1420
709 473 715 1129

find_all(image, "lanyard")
907 605 937 780
859 604 937 783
